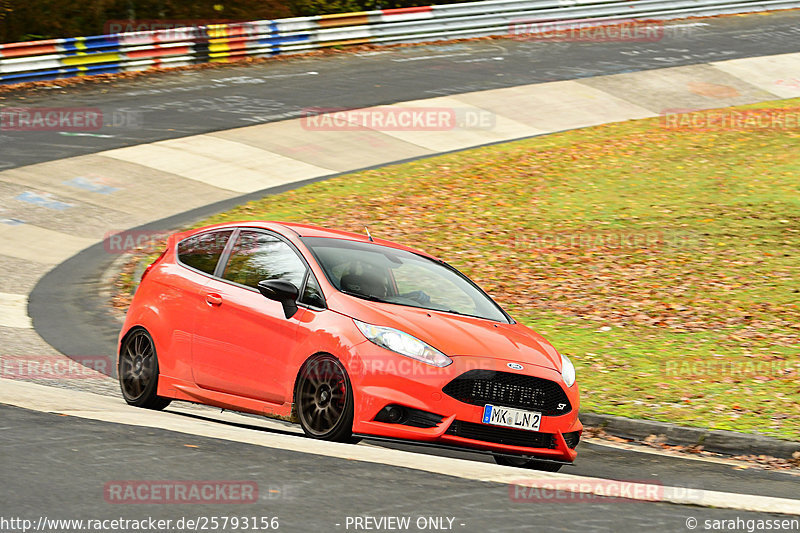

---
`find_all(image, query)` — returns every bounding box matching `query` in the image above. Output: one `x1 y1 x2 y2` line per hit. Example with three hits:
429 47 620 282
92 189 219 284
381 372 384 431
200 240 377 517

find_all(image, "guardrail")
1 0 799 85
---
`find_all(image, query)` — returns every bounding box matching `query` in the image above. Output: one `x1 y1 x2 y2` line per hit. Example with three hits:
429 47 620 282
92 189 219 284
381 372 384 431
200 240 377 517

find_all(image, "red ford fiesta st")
118 221 581 470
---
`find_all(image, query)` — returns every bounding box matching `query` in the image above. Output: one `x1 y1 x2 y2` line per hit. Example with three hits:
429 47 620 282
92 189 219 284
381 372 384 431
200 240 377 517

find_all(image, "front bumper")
348 353 582 463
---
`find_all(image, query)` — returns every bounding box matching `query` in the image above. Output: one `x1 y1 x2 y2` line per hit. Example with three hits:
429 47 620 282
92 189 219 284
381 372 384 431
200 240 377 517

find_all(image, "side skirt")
157 375 298 423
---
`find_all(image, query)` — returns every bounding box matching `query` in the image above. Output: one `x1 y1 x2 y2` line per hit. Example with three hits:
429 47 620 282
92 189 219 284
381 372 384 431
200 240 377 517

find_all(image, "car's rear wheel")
494 455 563 472
295 355 355 442
119 329 171 410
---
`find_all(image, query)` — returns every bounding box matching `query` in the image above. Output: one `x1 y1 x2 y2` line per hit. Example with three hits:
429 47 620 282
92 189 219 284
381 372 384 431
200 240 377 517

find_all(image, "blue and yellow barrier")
1 0 797 85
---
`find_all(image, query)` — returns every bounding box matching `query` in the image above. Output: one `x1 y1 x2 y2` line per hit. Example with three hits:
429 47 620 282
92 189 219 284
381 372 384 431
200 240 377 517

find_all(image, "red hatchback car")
118 221 581 470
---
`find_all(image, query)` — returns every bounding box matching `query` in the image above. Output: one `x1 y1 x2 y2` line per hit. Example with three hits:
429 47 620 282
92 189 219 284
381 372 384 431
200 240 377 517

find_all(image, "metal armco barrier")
1 0 799 84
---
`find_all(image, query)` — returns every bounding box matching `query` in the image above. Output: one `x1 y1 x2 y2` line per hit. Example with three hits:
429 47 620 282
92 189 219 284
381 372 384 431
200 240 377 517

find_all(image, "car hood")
333 296 562 371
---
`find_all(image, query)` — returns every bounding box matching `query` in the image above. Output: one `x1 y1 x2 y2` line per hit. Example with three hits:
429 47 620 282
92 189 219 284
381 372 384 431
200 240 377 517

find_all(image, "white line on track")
1 379 798 515
392 53 475 62
0 292 32 328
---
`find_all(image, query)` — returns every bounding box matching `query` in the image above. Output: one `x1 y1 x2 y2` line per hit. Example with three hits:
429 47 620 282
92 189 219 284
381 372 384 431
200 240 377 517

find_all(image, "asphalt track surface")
2 11 800 171
3 10 800 532
20 9 800 361
2 404 797 533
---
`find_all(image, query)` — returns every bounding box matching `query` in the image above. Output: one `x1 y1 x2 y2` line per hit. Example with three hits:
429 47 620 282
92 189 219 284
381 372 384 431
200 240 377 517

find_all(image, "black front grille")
445 420 556 449
442 370 571 416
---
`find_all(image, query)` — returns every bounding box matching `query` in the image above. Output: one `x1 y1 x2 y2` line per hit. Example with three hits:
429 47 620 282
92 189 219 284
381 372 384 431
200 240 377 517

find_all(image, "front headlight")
354 319 452 367
560 353 576 387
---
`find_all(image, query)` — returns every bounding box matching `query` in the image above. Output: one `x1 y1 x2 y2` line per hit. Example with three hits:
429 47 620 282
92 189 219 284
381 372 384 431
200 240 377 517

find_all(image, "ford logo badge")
507 363 523 370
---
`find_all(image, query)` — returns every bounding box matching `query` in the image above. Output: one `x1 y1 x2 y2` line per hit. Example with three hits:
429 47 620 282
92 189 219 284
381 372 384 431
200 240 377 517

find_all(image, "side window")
222 231 306 289
300 272 326 308
177 230 233 275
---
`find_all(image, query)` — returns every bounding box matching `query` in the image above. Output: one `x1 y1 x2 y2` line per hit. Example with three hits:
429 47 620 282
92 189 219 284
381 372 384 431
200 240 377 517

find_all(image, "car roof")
185 221 438 259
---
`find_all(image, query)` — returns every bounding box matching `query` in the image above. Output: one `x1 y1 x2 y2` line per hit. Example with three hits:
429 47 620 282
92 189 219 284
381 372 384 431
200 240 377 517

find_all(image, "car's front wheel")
494 455 563 472
295 354 355 442
118 328 171 410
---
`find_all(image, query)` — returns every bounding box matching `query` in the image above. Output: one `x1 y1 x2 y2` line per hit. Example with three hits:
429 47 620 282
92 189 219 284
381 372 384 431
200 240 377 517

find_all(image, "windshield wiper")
436 307 490 320
339 290 392 304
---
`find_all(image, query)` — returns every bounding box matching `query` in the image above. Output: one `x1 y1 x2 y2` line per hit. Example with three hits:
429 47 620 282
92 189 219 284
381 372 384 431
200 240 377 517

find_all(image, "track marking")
392 53 474 62
58 132 115 138
0 293 33 328
15 191 73 210
1 379 798 515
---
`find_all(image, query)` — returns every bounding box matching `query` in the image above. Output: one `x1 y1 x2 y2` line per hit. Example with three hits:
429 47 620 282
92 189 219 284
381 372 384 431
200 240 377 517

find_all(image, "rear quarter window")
177 230 233 275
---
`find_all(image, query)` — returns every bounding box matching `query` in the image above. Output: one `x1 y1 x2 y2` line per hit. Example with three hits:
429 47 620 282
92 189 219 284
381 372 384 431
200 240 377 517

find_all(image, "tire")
295 354 355 442
118 329 171 410
494 455 563 472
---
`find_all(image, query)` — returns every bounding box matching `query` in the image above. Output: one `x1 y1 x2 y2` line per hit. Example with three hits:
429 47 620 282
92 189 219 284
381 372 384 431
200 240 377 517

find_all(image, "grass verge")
121 98 800 440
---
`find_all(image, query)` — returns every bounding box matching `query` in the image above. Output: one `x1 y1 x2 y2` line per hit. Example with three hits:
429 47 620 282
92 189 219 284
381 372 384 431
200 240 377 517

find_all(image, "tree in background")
287 0 465 16
1 0 292 43
0 0 474 42
0 0 11 24
2 0 115 42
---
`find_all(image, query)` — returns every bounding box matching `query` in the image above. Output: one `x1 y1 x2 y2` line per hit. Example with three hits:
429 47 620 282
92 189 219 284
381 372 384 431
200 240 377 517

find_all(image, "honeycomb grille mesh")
442 369 571 416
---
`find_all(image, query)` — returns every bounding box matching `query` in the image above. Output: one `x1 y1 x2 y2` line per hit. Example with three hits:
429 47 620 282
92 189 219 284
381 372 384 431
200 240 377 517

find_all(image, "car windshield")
302 237 510 323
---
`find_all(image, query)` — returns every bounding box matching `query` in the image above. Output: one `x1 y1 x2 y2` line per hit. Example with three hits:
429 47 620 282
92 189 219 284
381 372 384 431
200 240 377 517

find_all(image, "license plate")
482 404 541 431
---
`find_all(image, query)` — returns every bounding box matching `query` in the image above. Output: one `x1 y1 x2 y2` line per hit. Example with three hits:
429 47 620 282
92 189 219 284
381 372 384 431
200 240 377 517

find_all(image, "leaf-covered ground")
132 99 800 440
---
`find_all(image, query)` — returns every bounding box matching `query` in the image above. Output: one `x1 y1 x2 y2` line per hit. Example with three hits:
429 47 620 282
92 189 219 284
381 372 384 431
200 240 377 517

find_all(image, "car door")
191 229 308 404
165 229 234 375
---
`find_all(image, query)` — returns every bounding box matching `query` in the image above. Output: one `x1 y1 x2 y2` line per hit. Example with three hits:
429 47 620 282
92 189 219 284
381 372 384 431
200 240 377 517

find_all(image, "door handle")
205 293 223 306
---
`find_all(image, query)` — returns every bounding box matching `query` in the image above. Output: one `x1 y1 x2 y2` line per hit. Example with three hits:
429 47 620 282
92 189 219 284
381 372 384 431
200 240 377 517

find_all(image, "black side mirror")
257 279 299 319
